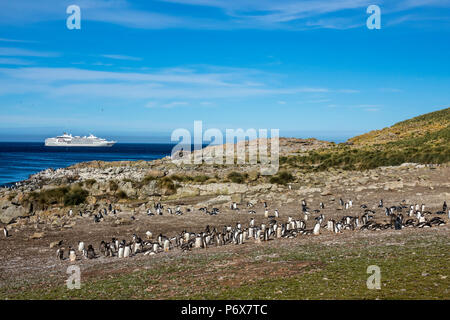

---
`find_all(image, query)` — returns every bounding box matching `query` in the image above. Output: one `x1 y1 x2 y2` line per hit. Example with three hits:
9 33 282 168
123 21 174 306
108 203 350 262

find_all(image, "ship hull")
45 141 116 147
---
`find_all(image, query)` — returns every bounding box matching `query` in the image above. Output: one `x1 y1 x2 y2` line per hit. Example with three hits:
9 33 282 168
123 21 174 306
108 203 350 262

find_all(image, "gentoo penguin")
276 224 282 238
327 220 335 232
339 198 344 206
87 245 95 259
264 209 269 218
78 241 84 252
320 202 325 209
123 243 131 257
313 221 321 235
69 247 77 262
274 209 279 218
378 199 383 208
56 248 64 260
3 227 8 238
394 216 402 230
250 218 255 227
443 201 447 212
163 239 170 252
194 234 203 248
118 243 124 258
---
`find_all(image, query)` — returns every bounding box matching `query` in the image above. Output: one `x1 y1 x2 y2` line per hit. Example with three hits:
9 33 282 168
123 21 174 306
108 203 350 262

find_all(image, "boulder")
30 232 45 239
0 200 29 224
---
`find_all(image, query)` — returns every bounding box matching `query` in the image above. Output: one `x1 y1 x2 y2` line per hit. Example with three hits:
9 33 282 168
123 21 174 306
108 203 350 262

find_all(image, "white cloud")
0 0 447 30
101 54 142 61
0 66 356 103
0 47 59 57
0 58 33 65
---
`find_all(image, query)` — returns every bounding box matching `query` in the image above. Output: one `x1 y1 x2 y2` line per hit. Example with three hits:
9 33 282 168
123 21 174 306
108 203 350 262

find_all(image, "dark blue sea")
0 142 175 187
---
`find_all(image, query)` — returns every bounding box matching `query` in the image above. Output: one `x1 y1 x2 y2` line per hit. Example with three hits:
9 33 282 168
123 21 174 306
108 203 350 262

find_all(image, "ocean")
0 142 175 187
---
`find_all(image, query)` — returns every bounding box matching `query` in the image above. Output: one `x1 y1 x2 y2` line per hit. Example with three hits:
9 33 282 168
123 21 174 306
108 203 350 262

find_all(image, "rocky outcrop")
0 200 29 224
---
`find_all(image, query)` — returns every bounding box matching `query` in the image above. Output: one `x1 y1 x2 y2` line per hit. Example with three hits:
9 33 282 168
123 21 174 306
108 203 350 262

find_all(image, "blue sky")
0 0 449 142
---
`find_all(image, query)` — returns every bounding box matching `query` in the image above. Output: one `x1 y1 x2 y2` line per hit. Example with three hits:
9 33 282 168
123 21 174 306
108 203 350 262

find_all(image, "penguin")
320 202 325 209
274 209 279 218
163 239 170 252
250 217 255 227
443 201 447 212
99 241 107 256
146 231 153 240
264 209 269 218
87 245 95 259
194 234 203 248
378 199 383 208
78 241 84 252
394 216 402 230
124 243 131 257
118 244 124 258
56 247 64 260
313 221 321 235
339 198 344 206
3 227 8 238
69 247 77 262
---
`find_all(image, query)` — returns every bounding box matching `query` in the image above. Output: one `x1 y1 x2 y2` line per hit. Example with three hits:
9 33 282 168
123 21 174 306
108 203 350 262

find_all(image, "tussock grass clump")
269 171 295 185
157 177 178 195
28 185 89 207
109 180 119 192
227 171 248 184
116 190 128 199
63 187 89 206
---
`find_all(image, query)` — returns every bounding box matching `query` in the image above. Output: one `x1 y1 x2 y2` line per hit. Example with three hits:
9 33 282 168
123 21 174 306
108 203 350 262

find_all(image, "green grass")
2 231 448 300
280 125 450 172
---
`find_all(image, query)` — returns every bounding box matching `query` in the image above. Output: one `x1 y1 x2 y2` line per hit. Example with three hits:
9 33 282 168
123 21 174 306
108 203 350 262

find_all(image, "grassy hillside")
280 108 450 172
349 107 450 146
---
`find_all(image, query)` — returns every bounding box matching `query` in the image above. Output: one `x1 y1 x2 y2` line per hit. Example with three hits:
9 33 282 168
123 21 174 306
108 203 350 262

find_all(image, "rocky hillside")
1 109 449 225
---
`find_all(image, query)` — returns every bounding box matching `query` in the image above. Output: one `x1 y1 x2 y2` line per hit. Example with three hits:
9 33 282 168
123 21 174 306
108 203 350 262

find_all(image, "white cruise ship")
45 133 116 147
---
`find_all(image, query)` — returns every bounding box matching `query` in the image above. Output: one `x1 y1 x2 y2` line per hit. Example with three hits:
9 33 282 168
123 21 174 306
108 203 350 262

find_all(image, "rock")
231 193 244 204
30 232 45 239
0 200 29 224
383 181 404 191
321 189 332 196
49 241 59 248
145 170 165 178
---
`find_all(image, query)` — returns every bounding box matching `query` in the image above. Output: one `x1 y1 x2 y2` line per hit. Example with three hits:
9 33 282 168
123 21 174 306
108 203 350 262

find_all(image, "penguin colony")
54 199 448 261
